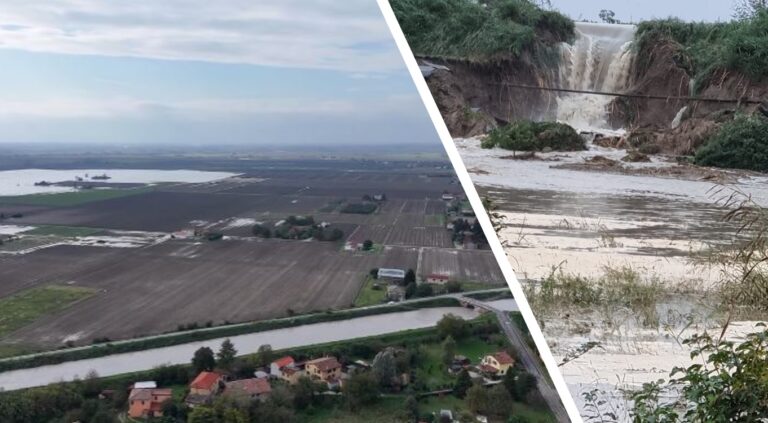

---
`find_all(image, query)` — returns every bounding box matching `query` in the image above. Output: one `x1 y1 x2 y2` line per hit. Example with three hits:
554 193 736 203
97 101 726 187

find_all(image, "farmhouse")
128 384 172 419
377 268 405 282
223 378 271 403
306 356 342 383
186 371 224 407
481 351 515 376
426 273 451 285
270 356 295 378
281 366 305 385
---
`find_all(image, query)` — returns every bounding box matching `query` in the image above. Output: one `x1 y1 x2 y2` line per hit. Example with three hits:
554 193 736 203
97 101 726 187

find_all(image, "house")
306 356 342 382
377 268 405 282
426 274 450 285
186 371 224 407
281 366 305 385
128 386 172 419
481 352 515 376
270 356 295 377
441 192 455 201
224 378 271 403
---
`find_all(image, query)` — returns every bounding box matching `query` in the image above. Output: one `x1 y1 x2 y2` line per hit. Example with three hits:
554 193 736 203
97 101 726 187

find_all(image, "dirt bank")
420 57 558 138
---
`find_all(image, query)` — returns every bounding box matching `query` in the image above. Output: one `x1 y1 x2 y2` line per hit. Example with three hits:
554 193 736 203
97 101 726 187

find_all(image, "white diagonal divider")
376 1 583 421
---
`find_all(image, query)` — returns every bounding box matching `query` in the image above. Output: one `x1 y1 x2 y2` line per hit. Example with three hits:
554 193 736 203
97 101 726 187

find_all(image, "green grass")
0 187 152 207
354 277 388 307
21 225 102 237
415 337 499 390
418 395 557 423
0 285 97 337
299 397 404 423
695 114 768 171
482 120 586 152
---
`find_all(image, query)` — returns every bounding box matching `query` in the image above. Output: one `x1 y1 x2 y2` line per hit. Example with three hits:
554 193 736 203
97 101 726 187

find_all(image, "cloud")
0 94 426 121
0 0 403 72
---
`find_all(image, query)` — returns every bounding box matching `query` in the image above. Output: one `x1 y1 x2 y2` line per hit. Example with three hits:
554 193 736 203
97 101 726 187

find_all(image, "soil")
420 57 558 138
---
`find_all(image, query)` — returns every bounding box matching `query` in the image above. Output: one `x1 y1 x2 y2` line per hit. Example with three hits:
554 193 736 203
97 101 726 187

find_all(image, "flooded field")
0 169 237 196
457 137 768 417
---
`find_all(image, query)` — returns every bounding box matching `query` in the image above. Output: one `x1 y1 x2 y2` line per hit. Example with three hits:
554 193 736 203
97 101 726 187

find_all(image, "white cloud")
0 0 403 72
0 94 425 120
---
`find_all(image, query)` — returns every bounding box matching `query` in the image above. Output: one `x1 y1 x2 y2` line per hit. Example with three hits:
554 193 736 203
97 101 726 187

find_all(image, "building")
377 268 405 282
426 274 450 285
186 371 224 407
481 352 515 376
128 386 172 419
305 356 342 382
224 378 271 403
281 367 305 385
270 356 295 377
441 192 455 201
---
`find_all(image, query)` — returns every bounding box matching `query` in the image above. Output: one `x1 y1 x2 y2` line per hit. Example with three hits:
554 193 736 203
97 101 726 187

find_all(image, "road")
461 296 571 423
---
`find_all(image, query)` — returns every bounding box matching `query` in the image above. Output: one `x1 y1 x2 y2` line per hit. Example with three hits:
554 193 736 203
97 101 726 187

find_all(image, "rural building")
128 386 172 419
186 371 224 407
481 352 515 376
223 378 271 403
426 273 451 284
344 227 366 251
377 268 405 282
306 356 342 382
270 356 295 377
441 192 455 201
281 367 305 385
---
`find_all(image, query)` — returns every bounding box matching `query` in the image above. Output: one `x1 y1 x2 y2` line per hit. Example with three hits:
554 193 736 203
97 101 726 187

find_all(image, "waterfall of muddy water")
557 23 636 132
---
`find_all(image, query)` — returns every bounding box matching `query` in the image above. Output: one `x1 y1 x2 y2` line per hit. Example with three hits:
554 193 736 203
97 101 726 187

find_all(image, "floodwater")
0 307 478 391
0 169 237 196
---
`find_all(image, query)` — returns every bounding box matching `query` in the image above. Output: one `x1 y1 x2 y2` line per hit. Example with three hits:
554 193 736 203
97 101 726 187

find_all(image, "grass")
391 0 573 61
418 395 557 423
0 186 153 207
415 336 501 390
299 397 404 423
21 225 102 237
0 285 96 338
695 114 768 171
354 277 388 307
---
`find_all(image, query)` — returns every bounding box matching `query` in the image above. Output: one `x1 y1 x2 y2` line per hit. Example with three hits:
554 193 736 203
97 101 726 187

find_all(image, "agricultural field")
0 158 501 353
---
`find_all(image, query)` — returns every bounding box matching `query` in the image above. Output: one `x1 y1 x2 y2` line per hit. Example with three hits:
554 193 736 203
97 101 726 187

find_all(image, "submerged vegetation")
481 120 586 152
695 114 768 172
635 10 768 86
391 0 573 60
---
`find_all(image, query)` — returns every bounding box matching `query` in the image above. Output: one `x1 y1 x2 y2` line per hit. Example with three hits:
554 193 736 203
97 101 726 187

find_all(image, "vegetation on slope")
695 114 768 171
481 120 586 151
391 0 574 60
635 10 768 87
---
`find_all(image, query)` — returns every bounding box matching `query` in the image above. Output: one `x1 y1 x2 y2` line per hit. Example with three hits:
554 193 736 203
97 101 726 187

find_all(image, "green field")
21 225 102 237
354 277 388 307
0 285 97 337
424 214 446 226
0 187 152 207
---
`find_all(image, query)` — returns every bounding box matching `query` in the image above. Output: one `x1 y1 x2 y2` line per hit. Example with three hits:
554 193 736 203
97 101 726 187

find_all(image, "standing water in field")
557 23 635 132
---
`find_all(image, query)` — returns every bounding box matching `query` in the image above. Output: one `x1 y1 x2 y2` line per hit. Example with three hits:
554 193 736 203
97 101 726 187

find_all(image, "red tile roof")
492 351 514 365
225 378 271 396
272 356 294 369
190 371 221 390
479 364 499 374
427 274 450 280
307 356 341 372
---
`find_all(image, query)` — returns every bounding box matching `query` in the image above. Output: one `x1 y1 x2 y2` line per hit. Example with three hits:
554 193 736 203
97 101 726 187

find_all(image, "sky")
549 0 736 22
0 1 439 146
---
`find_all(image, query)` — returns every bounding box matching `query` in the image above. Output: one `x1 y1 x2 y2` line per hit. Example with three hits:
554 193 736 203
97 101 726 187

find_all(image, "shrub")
341 203 378 214
481 120 585 151
391 0 573 60
695 114 768 171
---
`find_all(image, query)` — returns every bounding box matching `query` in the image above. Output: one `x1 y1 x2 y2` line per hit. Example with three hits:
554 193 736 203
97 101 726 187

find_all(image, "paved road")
461 297 571 423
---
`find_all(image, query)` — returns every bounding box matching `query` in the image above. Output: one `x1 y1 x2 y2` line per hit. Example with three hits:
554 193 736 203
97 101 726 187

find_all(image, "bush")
481 120 585 151
391 0 573 60
695 114 768 171
341 203 378 214
252 224 272 238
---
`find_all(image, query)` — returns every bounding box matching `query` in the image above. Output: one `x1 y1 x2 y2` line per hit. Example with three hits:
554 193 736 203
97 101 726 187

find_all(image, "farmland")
0 158 504 353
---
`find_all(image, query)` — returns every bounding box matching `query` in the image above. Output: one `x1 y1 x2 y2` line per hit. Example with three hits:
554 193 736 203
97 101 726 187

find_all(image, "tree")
404 395 419 421
369 268 379 279
598 9 618 24
192 347 216 373
404 269 416 285
362 239 373 251
437 314 469 340
188 407 216 423
735 0 768 19
454 369 472 398
415 283 434 297
343 372 380 411
372 349 399 390
405 281 417 299
255 344 275 367
442 336 456 366
486 384 513 417
445 280 463 293
292 376 320 410
216 339 238 371
504 369 537 402
466 383 488 413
